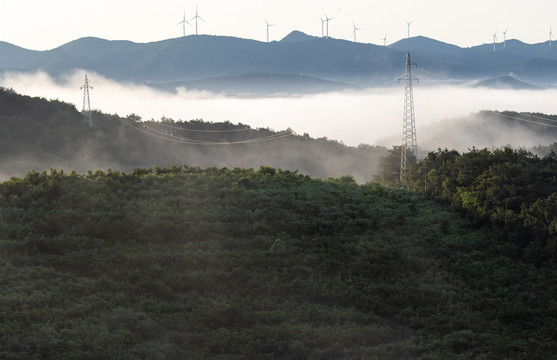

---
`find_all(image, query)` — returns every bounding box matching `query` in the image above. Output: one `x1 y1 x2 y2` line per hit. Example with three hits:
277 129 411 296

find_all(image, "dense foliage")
0 87 385 182
1 166 556 359
404 147 557 266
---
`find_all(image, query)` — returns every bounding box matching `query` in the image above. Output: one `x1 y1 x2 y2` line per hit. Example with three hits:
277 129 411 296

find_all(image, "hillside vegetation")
1 87 557 359
0 87 384 182
0 165 556 359
404 147 557 266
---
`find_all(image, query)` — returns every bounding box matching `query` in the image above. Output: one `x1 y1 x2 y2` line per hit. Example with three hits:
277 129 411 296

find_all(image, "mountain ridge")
1 31 557 90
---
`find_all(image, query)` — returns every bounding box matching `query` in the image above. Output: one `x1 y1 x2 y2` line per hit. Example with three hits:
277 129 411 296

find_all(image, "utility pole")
81 74 93 127
398 53 418 181
424 158 427 193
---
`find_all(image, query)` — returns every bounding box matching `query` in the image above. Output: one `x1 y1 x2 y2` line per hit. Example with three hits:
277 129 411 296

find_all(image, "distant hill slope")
0 87 385 182
0 41 40 70
150 73 361 95
472 75 540 90
0 34 403 86
389 36 462 58
2 32 557 90
415 110 557 152
372 109 557 153
2 88 556 182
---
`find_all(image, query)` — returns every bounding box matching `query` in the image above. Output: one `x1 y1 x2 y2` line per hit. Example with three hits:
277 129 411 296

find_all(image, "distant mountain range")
1 31 556 94
150 73 361 95
472 75 541 90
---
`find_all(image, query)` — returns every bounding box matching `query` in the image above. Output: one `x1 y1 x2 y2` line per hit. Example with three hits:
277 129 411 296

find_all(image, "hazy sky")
1 0 556 50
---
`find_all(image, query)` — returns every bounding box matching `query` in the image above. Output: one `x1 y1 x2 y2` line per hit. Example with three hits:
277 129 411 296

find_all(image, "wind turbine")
492 29 498 52
502 27 508 47
324 13 333 38
352 22 362 42
550 26 553 47
319 16 326 37
189 5 205 35
406 20 413 38
265 18 275 43
178 11 190 37
382 33 388 46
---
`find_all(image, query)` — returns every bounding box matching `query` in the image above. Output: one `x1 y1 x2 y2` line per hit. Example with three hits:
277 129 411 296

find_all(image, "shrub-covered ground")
0 166 555 359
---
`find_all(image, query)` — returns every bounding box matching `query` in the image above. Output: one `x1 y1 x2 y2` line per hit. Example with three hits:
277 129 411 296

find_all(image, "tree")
375 146 399 183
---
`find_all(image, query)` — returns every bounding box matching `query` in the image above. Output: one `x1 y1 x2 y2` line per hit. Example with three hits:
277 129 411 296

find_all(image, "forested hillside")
404 147 557 267
0 87 385 182
0 166 556 359
2 86 557 359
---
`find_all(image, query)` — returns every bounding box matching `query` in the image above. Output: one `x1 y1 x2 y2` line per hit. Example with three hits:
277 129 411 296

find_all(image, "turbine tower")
550 26 553 47
324 13 333 38
406 20 413 38
178 11 190 37
265 18 275 43
190 5 205 35
382 33 388 46
81 74 93 127
492 29 498 51
502 27 508 47
398 53 418 181
352 22 362 42
319 16 326 37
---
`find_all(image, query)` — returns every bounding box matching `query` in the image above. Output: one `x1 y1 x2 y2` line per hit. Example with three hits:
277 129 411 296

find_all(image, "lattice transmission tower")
398 52 418 181
81 74 93 127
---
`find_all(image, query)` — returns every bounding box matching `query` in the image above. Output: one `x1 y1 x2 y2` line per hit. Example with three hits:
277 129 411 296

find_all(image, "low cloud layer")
2 70 557 151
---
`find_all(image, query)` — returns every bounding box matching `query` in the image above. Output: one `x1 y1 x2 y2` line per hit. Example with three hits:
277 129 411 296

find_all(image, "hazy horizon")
1 1 557 51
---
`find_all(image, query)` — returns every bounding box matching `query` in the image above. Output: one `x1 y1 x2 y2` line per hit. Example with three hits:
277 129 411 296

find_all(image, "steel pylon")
399 52 418 181
81 74 93 127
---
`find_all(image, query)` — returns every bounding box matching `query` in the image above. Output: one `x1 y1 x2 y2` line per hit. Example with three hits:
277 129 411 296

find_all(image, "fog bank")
2 70 557 150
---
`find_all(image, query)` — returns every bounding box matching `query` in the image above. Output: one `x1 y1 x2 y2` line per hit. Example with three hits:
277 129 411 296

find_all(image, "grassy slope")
0 167 555 359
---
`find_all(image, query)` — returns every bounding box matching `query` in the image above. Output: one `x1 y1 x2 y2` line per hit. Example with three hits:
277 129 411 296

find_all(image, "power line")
144 121 292 144
415 67 451 80
484 111 557 128
118 117 293 145
151 121 255 133
379 75 405 87
516 112 557 124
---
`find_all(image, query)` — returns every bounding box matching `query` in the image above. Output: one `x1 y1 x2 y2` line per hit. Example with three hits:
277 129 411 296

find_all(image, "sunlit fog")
2 70 557 151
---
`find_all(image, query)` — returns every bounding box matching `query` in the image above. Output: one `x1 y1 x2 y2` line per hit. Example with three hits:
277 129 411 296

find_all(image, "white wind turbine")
324 13 333 38
319 16 326 37
352 22 362 42
502 27 508 47
190 5 205 35
550 26 553 47
406 20 413 38
492 29 498 51
178 11 190 37
265 18 275 43
382 33 388 46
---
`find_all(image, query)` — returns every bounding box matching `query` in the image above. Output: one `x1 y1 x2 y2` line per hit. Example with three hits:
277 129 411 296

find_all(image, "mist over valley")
1 32 556 159
2 70 556 154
